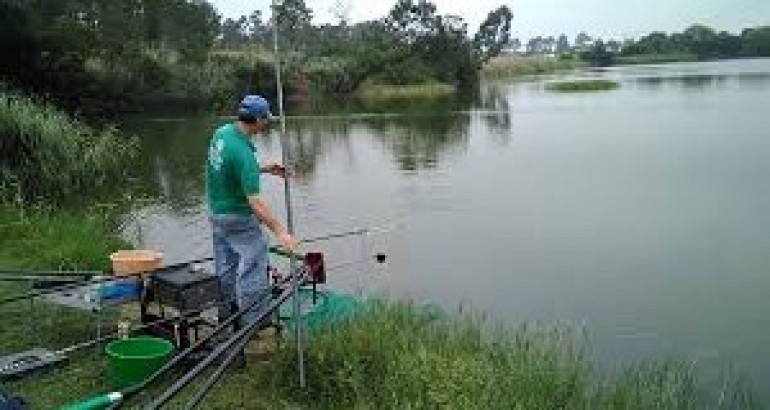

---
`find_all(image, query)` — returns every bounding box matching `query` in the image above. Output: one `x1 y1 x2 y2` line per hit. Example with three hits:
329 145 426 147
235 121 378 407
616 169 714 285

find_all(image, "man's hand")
277 231 299 252
261 159 289 178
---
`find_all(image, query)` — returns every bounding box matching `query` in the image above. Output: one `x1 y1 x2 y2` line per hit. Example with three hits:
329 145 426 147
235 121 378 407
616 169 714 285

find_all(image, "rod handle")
58 392 121 410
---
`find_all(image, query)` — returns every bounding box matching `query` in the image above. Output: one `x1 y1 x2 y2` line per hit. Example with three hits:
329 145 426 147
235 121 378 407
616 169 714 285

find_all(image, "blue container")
99 279 141 301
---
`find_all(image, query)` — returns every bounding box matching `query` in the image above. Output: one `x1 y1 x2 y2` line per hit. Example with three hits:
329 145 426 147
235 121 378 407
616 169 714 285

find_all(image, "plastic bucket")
109 250 163 276
105 337 174 389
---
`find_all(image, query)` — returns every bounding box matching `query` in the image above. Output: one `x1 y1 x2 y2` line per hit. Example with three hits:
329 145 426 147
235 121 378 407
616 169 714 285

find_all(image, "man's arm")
248 195 297 251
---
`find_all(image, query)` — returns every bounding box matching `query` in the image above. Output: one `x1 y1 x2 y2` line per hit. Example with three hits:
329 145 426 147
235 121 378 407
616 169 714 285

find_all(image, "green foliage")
0 90 137 205
581 40 615 67
473 6 514 65
2 299 762 408
619 24 770 62
614 53 699 65
741 27 770 57
357 82 456 100
483 55 586 78
0 0 224 116
273 0 314 50
304 57 366 94
0 205 127 271
545 80 619 92
244 302 760 409
226 0 516 93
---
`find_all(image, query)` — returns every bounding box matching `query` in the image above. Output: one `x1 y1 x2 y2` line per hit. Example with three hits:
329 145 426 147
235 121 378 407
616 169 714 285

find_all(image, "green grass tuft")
483 55 587 78
356 83 456 100
545 79 620 92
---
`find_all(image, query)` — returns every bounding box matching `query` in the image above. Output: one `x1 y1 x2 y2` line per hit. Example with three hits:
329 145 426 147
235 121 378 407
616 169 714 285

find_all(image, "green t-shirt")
205 123 261 215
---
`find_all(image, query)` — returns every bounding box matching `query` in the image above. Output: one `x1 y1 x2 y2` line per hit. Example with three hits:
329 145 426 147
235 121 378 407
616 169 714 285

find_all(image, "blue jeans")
210 214 269 327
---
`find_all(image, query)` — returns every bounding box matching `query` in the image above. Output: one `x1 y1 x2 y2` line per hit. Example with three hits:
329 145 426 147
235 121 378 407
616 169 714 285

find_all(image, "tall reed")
0 90 137 205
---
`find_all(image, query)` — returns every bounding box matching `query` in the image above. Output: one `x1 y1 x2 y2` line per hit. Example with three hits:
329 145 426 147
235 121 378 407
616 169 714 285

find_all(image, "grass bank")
545 79 620 92
483 55 587 78
1 279 762 408
0 204 130 408
0 91 136 407
0 205 127 270
356 82 457 100
187 302 760 409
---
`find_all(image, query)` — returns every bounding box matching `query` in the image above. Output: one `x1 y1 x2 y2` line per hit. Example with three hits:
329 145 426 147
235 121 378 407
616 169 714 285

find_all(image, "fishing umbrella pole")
271 0 306 389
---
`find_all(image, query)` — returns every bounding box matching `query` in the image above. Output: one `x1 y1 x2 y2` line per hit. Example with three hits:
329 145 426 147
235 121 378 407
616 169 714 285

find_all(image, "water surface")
123 58 770 395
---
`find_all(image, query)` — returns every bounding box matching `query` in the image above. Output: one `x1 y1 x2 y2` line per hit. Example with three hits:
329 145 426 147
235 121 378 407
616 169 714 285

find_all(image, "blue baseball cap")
237 95 273 122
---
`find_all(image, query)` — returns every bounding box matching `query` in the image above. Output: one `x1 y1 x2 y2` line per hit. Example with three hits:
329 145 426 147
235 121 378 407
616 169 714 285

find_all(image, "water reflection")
124 112 473 210
367 115 470 171
282 120 354 178
478 84 513 146
288 90 474 116
125 117 214 212
635 74 730 90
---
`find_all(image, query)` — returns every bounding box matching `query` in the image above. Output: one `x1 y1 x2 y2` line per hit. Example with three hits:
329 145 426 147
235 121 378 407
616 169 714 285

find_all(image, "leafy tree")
220 17 249 49
472 5 513 64
273 0 313 50
575 32 592 51
683 24 719 59
526 37 541 54
556 34 571 53
740 27 770 57
582 40 613 66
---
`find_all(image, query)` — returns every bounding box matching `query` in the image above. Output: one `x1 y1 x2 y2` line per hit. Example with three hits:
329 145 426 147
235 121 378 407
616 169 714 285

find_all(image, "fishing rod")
299 222 402 245
0 255 215 307
0 220 398 307
271 0 306 389
0 275 86 283
60 267 306 410
145 266 306 409
184 253 386 410
0 269 100 277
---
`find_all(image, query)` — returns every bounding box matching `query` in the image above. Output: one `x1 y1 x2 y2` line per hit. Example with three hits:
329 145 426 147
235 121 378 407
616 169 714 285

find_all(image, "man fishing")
206 94 298 331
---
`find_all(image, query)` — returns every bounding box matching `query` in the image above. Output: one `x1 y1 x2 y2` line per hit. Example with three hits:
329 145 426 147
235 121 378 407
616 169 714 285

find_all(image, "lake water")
123 58 770 395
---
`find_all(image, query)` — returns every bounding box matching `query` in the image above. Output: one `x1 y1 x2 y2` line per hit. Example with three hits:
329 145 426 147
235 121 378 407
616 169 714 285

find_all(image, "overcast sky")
209 0 770 41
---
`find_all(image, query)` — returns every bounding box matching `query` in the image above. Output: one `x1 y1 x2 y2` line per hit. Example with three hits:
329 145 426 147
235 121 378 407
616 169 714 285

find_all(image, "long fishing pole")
60 268 304 410
299 222 402 244
181 250 393 410
0 244 309 307
144 266 307 409
271 0 306 389
0 255 215 307
0 269 100 277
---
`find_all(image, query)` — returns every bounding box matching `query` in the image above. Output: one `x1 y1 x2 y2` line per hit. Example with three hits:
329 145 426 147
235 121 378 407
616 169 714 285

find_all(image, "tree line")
507 24 770 66
0 0 512 115
219 0 513 93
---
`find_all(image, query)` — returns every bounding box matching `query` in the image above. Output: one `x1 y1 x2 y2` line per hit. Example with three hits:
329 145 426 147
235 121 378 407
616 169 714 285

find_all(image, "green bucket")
105 337 174 389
